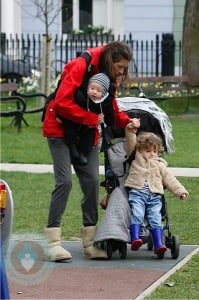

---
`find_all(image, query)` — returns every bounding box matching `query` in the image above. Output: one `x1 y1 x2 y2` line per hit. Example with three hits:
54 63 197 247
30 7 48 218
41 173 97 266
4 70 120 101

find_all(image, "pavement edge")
135 246 199 300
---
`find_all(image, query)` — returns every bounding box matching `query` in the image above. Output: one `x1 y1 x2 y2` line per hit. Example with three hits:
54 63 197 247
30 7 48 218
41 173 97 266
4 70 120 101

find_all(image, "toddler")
124 124 189 255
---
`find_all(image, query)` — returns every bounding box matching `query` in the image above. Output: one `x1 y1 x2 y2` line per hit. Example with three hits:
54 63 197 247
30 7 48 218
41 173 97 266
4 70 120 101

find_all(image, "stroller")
94 97 180 260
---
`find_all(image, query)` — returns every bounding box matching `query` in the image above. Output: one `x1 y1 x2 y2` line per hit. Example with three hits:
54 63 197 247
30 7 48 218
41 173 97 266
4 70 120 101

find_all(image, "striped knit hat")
89 73 110 97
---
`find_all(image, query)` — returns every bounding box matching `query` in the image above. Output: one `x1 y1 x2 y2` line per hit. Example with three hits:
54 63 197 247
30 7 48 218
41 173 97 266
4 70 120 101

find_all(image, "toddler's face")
141 147 158 159
87 81 103 101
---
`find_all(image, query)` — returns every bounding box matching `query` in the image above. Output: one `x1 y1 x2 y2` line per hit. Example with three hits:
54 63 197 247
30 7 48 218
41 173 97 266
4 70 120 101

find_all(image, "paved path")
6 239 199 300
1 163 199 177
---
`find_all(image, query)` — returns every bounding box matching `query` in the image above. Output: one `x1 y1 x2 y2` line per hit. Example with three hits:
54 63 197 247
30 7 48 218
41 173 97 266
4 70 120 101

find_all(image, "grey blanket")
94 187 131 244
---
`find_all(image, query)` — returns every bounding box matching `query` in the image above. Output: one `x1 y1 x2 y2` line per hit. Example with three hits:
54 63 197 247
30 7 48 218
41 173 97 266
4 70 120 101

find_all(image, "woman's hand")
127 118 140 133
98 113 104 124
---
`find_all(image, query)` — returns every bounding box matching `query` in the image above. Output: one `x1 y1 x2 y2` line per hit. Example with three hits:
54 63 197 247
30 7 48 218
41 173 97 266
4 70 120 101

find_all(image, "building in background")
0 0 22 36
1 0 185 42
0 0 186 76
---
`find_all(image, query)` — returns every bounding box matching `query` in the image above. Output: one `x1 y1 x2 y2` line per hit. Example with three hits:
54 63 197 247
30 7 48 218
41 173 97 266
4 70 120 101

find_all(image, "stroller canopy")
116 97 175 154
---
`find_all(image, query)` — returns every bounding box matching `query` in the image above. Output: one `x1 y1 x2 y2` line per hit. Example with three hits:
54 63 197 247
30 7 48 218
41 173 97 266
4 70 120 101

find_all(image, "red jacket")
43 45 131 145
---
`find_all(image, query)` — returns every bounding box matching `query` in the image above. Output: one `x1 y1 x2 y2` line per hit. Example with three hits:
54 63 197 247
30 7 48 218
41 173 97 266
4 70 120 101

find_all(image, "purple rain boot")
130 224 143 251
151 227 167 254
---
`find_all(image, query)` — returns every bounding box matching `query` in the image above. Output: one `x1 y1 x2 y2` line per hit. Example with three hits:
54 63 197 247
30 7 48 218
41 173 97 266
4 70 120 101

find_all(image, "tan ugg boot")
81 226 108 259
44 227 72 261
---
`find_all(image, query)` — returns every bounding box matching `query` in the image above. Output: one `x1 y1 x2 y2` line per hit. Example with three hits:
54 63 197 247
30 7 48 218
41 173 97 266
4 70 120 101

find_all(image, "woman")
43 41 139 261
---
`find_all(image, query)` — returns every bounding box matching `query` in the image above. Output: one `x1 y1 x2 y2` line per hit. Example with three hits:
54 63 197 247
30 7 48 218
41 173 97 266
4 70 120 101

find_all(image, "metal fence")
0 33 182 81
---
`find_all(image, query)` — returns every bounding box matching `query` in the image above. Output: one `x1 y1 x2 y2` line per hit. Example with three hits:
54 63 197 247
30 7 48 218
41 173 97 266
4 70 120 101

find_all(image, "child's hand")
126 118 140 133
129 118 140 131
126 123 137 133
179 192 188 200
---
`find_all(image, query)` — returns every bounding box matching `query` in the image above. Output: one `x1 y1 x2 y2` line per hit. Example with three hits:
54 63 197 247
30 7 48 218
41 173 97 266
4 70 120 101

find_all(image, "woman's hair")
99 41 133 81
136 132 164 154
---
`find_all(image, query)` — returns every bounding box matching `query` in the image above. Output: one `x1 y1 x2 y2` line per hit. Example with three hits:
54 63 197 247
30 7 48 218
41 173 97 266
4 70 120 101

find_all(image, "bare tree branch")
30 0 63 95
31 0 62 33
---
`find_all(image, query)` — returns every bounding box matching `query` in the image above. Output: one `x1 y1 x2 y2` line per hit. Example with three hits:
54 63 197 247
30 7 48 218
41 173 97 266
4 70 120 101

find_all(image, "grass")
1 100 199 299
146 252 199 299
0 113 51 164
0 171 106 238
164 114 199 167
1 110 199 168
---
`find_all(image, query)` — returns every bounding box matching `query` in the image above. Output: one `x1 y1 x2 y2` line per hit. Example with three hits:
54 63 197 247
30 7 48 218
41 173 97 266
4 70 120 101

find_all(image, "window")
62 0 92 33
80 0 92 30
62 0 72 33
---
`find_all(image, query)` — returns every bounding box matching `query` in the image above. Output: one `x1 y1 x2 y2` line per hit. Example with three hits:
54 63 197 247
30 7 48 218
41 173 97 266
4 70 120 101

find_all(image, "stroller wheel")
171 235 180 259
147 234 153 251
105 240 113 260
118 242 127 259
157 252 165 259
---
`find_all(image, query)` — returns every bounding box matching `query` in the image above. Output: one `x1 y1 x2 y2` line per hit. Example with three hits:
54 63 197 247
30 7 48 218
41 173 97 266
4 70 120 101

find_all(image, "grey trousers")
47 137 99 227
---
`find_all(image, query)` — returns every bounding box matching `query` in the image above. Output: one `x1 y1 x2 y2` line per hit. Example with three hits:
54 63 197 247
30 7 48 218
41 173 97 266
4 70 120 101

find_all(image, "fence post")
161 33 175 76
155 34 159 76
0 33 6 54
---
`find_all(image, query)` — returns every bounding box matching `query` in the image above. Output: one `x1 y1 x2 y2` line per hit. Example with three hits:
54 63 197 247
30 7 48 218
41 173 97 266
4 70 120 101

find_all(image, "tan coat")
124 130 188 197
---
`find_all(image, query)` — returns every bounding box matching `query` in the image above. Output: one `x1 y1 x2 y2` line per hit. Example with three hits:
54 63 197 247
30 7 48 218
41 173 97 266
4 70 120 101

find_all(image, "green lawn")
1 111 199 167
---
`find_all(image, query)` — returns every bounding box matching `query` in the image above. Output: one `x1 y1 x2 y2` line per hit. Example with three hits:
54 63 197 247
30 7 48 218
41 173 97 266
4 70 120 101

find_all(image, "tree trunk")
183 0 199 85
41 34 52 97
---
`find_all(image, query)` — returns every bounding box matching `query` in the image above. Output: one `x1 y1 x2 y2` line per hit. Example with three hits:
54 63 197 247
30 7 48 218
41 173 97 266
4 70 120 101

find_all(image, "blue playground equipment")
1 179 14 299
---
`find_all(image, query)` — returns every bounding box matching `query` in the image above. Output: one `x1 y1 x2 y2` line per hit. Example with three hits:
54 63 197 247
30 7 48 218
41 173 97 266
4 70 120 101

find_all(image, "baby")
58 73 111 164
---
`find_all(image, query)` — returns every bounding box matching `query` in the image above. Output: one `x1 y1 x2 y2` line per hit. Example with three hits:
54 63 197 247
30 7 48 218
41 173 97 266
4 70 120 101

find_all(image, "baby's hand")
179 193 188 200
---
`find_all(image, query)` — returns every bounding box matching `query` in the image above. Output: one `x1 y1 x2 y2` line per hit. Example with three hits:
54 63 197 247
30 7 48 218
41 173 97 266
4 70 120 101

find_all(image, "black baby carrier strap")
41 52 92 122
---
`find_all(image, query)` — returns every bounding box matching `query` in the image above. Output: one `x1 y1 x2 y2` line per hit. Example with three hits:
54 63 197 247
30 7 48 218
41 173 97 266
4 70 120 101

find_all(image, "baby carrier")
94 97 180 260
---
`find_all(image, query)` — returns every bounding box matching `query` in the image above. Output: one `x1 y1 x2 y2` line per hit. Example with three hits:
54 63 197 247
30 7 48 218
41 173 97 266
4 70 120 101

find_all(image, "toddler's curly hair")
136 132 164 154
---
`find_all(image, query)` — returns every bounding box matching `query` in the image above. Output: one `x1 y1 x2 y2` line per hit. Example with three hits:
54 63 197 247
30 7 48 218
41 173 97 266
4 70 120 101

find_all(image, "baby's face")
87 81 104 101
141 147 158 159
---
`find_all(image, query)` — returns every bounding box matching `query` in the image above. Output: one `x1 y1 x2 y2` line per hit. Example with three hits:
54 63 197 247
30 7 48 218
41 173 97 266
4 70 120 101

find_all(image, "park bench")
0 83 26 132
119 75 199 112
0 82 47 130
118 75 199 113
12 90 47 127
120 75 198 99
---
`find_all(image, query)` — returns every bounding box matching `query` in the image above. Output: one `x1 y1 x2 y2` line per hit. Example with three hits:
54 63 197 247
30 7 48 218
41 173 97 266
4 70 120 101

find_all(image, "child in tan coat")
124 123 189 255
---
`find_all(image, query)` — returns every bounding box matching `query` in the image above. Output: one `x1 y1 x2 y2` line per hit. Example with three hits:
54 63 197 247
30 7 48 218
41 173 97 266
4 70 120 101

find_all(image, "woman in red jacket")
43 41 138 261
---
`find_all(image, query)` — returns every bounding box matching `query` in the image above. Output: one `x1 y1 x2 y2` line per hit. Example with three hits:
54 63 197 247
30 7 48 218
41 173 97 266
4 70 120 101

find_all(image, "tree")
183 0 199 85
32 0 61 36
31 0 62 95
